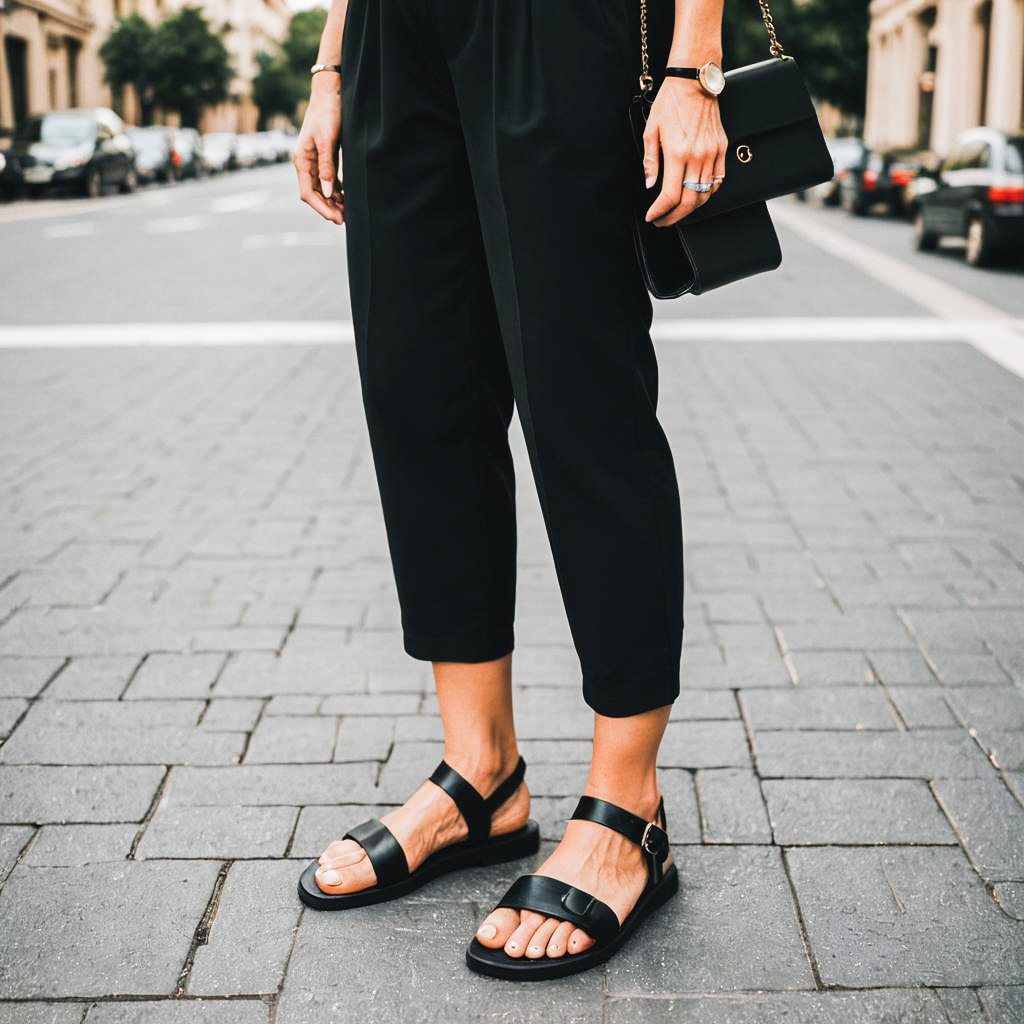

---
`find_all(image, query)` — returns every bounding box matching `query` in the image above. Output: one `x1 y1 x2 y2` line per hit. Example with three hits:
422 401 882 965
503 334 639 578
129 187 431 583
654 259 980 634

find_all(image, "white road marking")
143 215 207 233
242 231 335 249
43 222 97 239
210 190 271 214
0 321 355 346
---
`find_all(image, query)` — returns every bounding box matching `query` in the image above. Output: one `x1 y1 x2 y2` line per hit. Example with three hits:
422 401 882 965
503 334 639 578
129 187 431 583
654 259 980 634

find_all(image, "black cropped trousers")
340 0 683 717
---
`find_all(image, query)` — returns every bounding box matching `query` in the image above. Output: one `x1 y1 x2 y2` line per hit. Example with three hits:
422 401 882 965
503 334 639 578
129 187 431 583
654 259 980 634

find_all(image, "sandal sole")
464 863 679 980
297 819 541 911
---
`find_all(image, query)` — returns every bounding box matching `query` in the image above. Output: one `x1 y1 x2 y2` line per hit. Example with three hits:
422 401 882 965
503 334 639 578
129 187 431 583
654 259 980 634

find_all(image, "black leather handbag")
629 0 834 298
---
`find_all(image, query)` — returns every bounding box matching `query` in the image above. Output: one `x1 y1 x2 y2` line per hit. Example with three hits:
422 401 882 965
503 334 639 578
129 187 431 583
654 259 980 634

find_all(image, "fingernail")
477 924 496 939
320 869 341 884
320 179 333 196
645 172 656 189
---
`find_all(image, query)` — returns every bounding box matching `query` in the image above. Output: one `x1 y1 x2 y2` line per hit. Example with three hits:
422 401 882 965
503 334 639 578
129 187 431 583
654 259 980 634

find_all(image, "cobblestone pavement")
1 341 1023 1023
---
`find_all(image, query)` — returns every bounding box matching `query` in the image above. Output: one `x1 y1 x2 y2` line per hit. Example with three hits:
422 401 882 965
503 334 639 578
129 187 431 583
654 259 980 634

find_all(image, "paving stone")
0 860 220 997
136 804 297 859
994 883 1024 920
946 686 1024 731
334 715 394 761
606 846 813 992
265 695 321 716
979 988 1024 1024
935 988 986 1023
763 779 954 845
696 768 771 843
0 658 64 698
785 846 1024 986
200 699 264 732
740 686 899 730
123 653 226 699
278 898 605 1023
976 731 1024 772
162 762 377 807
668 690 738 720
0 1004 84 1024
0 700 245 766
787 651 873 686
213 648 367 698
0 765 165 823
42 656 138 699
243 716 337 764
928 652 1013 686
605 990 949 1023
781 614 915 651
188 860 302 996
0 698 27 737
659 721 751 769
318 693 420 715
869 651 937 685
932 778 1024 881
84 1002 270 1024
886 686 958 728
754 729 992 778
0 824 34 880
24 824 136 866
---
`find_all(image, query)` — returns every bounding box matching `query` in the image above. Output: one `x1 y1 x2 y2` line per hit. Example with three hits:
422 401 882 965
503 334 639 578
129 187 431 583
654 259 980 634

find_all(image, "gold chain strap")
639 0 787 93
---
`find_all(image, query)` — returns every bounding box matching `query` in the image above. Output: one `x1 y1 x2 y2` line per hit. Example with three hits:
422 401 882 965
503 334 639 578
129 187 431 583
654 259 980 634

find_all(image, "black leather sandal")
465 794 677 980
297 755 539 910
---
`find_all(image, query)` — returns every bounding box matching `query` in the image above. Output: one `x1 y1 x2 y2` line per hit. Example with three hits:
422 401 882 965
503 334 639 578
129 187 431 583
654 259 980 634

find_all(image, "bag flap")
719 58 818 138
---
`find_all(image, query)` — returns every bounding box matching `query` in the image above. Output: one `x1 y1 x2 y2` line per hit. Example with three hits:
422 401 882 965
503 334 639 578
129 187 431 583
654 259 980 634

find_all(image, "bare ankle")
442 741 521 792
583 775 662 823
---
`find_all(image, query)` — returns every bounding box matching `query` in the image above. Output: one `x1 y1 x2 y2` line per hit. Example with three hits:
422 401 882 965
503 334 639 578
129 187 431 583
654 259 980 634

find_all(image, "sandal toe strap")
496 875 620 945
343 818 409 887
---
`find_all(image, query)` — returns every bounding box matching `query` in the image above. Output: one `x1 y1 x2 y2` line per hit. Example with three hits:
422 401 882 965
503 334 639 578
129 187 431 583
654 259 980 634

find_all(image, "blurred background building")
0 0 291 134
866 0 1024 153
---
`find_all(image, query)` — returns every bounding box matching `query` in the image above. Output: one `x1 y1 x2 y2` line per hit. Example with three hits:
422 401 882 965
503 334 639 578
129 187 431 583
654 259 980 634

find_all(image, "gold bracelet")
310 63 342 75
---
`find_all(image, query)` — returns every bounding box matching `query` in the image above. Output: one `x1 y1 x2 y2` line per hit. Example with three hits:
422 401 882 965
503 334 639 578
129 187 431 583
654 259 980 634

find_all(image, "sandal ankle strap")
428 755 527 844
570 794 670 882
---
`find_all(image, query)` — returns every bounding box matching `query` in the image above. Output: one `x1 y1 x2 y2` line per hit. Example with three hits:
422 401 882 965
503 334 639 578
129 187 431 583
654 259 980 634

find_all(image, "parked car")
840 146 935 218
201 131 238 173
10 108 137 198
127 126 175 183
263 128 297 162
800 136 868 206
234 133 264 169
0 148 25 199
171 128 204 178
914 127 1024 267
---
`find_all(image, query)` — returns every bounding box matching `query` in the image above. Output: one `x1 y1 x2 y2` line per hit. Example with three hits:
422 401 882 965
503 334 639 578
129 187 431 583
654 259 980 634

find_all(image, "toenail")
477 924 496 939
529 945 542 953
549 943 559 952
507 941 518 951
320 869 341 884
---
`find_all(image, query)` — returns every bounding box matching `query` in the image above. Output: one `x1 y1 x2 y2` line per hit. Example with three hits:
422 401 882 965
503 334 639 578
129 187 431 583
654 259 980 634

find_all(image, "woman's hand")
294 75 345 224
642 78 728 227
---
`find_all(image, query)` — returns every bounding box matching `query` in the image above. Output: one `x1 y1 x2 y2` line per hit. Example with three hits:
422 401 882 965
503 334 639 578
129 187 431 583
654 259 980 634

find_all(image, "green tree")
724 0 869 117
252 51 300 129
281 8 328 79
150 8 233 128
99 14 157 124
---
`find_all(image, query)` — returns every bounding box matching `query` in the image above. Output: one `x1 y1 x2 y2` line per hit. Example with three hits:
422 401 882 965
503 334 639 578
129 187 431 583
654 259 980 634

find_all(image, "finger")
711 141 726 195
645 141 685 223
316 136 338 204
654 159 700 226
642 121 660 191
693 155 717 208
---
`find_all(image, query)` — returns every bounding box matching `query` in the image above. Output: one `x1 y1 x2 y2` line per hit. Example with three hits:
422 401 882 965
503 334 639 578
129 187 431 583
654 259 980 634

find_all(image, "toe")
546 920 575 959
318 839 358 866
475 908 520 949
314 853 376 894
567 927 595 955
525 917 559 959
504 910 546 959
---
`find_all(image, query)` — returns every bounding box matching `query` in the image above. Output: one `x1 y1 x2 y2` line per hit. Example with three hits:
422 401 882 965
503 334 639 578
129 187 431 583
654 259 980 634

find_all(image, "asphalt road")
1 162 1022 329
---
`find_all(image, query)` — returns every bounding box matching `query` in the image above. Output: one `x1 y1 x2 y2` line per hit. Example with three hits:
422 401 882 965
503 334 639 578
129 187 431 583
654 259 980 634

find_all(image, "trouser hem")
582 659 681 718
403 628 515 666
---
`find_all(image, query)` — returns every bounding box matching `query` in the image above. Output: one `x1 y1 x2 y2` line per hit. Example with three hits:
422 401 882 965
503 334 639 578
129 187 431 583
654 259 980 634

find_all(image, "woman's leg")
474 706 672 956
315 656 528 893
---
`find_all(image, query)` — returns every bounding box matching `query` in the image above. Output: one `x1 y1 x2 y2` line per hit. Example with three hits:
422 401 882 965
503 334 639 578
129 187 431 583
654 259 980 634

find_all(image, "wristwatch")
310 63 342 76
663 60 726 97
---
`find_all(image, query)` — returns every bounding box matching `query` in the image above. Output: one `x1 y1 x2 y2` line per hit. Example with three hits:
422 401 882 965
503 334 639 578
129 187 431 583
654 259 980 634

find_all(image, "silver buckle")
641 821 659 854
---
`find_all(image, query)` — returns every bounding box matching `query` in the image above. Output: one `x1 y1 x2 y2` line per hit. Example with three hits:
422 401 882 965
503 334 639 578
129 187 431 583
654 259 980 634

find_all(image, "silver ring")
683 180 714 193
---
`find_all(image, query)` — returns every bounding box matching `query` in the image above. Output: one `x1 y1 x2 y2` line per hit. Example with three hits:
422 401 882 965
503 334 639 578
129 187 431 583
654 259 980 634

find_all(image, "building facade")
866 0 1024 155
1 0 291 135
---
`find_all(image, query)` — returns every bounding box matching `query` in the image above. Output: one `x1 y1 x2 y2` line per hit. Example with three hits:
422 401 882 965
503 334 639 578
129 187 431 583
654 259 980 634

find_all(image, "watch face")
700 62 725 95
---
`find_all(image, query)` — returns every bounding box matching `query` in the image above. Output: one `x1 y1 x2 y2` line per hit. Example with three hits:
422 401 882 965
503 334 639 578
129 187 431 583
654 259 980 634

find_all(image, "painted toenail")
320 869 341 884
529 945 542 953
507 941 518 951
477 924 496 939
549 944 559 952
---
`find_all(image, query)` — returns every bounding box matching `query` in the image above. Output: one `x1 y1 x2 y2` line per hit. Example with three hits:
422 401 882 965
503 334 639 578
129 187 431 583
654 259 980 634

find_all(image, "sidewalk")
1 339 1022 1023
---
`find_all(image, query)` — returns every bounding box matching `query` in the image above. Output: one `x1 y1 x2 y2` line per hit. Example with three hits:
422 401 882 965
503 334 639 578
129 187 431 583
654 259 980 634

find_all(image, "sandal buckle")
641 821 669 859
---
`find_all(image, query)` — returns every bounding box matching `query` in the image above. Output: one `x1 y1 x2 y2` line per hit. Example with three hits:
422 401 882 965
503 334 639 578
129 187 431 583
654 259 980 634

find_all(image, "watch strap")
663 67 700 80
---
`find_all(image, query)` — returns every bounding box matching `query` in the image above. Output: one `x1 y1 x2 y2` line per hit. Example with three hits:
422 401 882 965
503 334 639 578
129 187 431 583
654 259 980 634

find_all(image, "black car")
840 146 934 218
128 126 175 183
914 128 1024 267
0 148 24 199
11 108 138 198
800 136 868 206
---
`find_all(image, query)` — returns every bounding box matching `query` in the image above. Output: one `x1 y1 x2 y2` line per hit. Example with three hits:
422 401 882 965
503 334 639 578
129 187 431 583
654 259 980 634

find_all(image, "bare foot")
314 760 530 894
473 793 670 959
